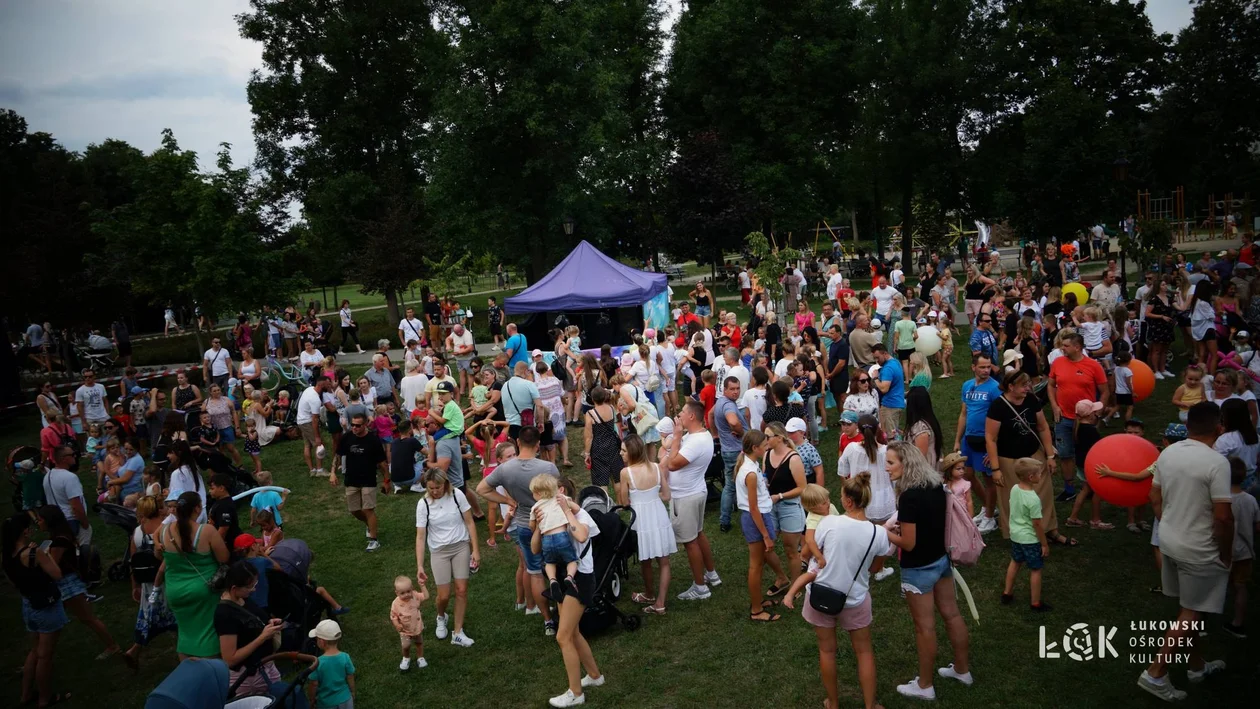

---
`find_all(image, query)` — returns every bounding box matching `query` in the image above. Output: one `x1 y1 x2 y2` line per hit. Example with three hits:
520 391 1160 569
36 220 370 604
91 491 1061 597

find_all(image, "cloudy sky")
0 0 1196 171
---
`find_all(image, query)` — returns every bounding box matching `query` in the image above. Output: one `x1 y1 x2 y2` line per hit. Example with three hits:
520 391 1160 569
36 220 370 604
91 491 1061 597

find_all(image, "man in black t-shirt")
332 412 388 551
208 473 241 549
423 293 444 354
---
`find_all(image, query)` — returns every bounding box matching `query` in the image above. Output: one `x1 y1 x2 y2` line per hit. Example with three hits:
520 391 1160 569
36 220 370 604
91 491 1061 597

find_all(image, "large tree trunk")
872 178 884 258
385 288 401 330
900 177 914 272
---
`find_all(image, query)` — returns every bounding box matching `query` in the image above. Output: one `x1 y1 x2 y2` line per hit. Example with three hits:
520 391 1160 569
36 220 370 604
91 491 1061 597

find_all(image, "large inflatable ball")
1128 359 1156 403
1084 434 1159 507
914 326 942 356
1061 282 1088 305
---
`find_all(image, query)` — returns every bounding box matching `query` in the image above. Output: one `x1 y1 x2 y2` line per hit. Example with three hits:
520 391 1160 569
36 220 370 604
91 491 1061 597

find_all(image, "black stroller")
268 539 332 653
195 448 258 496
576 486 641 635
95 502 138 582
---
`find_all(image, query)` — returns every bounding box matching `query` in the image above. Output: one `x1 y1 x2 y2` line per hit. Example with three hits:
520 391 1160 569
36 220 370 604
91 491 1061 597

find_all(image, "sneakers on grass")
677 584 712 601
937 664 973 686
434 613 448 640
549 689 586 707
399 657 411 671
1137 670 1187 701
580 674 605 688
450 631 474 648
365 539 380 552
896 678 936 700
1186 659 1225 683
873 567 895 582
704 570 722 587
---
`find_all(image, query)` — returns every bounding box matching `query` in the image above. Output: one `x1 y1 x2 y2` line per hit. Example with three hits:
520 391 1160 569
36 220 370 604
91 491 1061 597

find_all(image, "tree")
238 0 448 324
662 131 762 266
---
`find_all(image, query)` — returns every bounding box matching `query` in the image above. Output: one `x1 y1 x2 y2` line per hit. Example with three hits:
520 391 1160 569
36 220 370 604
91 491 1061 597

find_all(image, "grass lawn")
1 327 1254 709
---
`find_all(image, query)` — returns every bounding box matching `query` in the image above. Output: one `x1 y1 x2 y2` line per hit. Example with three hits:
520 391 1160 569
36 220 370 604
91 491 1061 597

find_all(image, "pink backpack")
944 489 984 566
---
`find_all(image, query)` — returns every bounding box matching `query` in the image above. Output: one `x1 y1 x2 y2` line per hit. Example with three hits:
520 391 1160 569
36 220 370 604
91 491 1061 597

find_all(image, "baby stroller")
95 502 138 582
269 539 330 652
145 654 317 709
575 486 641 635
704 439 725 503
195 448 258 496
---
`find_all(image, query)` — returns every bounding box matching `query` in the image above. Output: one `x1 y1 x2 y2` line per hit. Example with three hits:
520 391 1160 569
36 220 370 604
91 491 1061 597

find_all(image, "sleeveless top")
175 385 198 411
695 293 711 307
965 280 986 300
763 450 801 496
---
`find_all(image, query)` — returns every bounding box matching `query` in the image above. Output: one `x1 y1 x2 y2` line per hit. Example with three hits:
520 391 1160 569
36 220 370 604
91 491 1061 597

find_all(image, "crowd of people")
8 234 1260 708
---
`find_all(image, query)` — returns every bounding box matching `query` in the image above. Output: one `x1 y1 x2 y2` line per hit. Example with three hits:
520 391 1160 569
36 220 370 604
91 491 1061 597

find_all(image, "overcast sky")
0 0 1195 172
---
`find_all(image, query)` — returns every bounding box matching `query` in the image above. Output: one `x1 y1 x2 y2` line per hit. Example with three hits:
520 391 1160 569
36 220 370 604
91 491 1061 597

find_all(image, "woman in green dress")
157 491 228 658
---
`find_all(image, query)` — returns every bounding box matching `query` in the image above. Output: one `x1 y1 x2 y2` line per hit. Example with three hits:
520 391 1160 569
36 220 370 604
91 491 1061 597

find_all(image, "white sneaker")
1154 372 1165 380
414 657 427 669
524 606 541 616
896 678 936 700
977 516 998 534
410 482 426 493
514 602 527 611
938 664 973 686
677 584 712 601
1162 370 1174 378
393 483 405 494
434 613 448 640
1186 659 1225 683
548 689 585 707
450 631 474 647
1138 670 1187 701
971 509 986 525
399 657 411 671
366 527 372 538
308 469 317 478
704 570 722 587
580 674 605 689
366 539 380 552
874 567 896 582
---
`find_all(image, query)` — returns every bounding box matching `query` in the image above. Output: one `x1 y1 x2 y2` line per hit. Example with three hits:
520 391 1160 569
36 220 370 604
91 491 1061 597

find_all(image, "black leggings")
340 325 359 348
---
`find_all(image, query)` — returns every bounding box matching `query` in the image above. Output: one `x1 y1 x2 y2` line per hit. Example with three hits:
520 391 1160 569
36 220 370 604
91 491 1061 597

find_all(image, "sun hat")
938 451 966 473
1002 349 1024 368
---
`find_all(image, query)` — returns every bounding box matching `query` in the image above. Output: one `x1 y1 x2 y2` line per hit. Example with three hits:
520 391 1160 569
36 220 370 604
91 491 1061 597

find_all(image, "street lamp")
1113 156 1130 293
562 216 575 237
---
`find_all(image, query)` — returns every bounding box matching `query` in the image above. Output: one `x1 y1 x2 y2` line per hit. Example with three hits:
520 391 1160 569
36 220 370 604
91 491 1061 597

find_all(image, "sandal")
631 592 656 605
1049 534 1079 547
761 598 780 609
765 583 787 597
749 610 782 623
1063 518 1085 528
485 537 497 548
1126 523 1141 533
644 605 666 615
1090 521 1115 531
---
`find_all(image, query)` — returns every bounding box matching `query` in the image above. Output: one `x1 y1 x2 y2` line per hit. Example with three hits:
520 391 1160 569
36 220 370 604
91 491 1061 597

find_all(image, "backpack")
77 542 103 585
944 490 984 566
131 530 160 585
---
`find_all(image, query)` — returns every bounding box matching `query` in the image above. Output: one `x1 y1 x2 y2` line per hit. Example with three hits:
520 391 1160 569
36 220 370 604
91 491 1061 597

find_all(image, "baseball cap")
531 349 544 358
1074 399 1104 417
644 328 656 340
840 410 859 424
871 317 883 330
1218 250 1228 257
785 417 807 433
435 381 456 394
232 533 258 551
309 619 343 641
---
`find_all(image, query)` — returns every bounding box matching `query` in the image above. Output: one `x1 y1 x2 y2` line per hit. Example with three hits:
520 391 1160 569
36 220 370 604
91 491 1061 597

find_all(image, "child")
1065 399 1112 530
940 451 972 518
753 327 767 356
936 313 954 378
697 369 717 419
243 419 263 474
529 473 580 599
467 380 490 417
1074 305 1106 358
249 471 287 526
1121 419 1153 533
1114 350 1135 422
483 440 518 549
142 466 163 499
1171 365 1207 423
1001 457 1051 611
307 620 356 709
85 423 102 458
801 482 838 568
233 533 281 610
390 576 429 671
255 508 284 551
373 404 394 458
274 390 292 422
191 411 220 454
1227 457 1259 638
894 306 918 370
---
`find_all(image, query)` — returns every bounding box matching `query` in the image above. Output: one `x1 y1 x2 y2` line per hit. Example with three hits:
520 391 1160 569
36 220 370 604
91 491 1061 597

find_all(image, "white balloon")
914 326 942 356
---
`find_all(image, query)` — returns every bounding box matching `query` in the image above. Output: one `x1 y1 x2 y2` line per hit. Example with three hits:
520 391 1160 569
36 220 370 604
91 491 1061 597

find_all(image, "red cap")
233 533 258 550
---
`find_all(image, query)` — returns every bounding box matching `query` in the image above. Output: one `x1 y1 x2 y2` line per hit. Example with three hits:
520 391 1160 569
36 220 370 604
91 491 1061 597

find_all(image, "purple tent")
504 241 668 313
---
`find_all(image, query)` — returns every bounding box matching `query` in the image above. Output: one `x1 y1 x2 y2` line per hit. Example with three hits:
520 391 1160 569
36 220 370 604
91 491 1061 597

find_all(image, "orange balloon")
1085 434 1159 507
1129 359 1155 403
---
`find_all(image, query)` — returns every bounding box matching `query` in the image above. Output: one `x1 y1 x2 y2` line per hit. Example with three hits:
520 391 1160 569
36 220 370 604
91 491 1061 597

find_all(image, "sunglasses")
857 378 870 383
351 422 366 429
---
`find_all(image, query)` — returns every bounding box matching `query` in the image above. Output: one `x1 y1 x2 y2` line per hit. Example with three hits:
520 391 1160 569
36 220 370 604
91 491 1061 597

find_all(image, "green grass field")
1 330 1254 709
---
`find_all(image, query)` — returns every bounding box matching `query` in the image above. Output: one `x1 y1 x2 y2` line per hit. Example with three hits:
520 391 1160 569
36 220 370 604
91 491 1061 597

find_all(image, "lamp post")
1113 156 1130 293
563 215 575 238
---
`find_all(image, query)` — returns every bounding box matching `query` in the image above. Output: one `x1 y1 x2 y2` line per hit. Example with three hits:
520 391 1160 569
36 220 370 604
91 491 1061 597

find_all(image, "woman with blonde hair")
732 430 786 622
762 422 808 591
886 441 972 701
615 434 675 615
123 495 176 667
963 265 996 327
907 352 933 390
415 469 479 648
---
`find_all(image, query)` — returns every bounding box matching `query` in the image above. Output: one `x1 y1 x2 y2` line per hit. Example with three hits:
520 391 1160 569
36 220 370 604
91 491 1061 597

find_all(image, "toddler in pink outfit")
390 576 428 671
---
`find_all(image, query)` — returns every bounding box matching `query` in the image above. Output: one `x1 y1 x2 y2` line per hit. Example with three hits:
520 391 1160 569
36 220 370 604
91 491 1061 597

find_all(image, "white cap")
655 418 675 436
531 349 543 358
785 417 807 433
309 619 343 641
871 317 883 330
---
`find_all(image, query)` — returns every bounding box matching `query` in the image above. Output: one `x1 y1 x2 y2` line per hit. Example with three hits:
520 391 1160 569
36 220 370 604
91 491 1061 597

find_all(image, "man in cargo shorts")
663 400 722 600
331 412 388 552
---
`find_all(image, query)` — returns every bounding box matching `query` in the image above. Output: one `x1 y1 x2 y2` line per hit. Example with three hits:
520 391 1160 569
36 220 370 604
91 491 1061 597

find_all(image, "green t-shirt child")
442 399 465 437
1007 485 1043 545
894 317 917 351
470 385 490 408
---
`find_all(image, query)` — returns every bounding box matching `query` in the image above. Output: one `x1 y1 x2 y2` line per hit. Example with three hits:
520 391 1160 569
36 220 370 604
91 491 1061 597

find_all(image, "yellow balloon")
1062 282 1089 305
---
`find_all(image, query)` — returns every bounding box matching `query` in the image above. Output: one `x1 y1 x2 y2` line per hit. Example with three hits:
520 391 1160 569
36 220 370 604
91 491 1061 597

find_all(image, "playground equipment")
1137 187 1190 242
1199 193 1251 241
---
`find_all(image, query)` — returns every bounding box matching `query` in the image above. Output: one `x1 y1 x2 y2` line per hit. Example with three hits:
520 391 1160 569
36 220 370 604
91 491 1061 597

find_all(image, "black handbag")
808 523 877 616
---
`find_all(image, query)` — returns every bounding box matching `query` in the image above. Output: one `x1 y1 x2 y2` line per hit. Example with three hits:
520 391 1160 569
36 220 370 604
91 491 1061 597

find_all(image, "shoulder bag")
808 523 877 616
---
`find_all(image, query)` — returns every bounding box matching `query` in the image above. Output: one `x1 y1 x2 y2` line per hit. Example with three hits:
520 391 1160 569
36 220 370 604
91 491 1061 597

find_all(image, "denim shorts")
770 498 806 534
1053 417 1076 459
740 510 778 544
542 533 577 567
219 426 236 444
516 526 544 575
900 554 952 595
695 305 712 317
22 598 68 634
57 572 88 601
1010 541 1045 570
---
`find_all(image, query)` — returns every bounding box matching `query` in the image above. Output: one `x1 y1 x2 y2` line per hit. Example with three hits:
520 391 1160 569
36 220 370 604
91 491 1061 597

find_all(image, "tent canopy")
504 241 668 313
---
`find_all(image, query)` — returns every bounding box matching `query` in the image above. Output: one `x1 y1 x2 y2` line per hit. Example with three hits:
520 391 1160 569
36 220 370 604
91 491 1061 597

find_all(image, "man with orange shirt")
1045 331 1109 501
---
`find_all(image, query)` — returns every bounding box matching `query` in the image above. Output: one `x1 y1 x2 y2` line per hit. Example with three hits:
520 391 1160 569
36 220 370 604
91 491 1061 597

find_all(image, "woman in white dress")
246 391 279 446
615 433 674 616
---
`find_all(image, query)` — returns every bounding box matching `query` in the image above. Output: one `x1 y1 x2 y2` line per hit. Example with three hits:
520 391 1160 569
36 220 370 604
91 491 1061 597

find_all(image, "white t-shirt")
738 271 751 289
812 514 892 608
448 330 475 357
872 285 898 316
398 317 425 343
1152 440 1232 564
203 347 231 376
826 274 844 301
739 387 768 431
42 467 85 524
1214 431 1259 475
835 442 894 522
1232 492 1259 561
167 465 208 523
296 386 323 425
75 383 109 422
774 356 795 379
1114 365 1133 395
735 457 772 513
416 488 471 549
890 269 904 287
399 373 429 412
573 509 601 575
702 329 716 366
339 308 353 327
658 344 678 385
629 360 651 391
299 349 324 368
669 430 714 499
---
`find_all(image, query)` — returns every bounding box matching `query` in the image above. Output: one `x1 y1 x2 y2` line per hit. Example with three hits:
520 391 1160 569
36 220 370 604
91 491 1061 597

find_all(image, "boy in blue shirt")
308 620 355 709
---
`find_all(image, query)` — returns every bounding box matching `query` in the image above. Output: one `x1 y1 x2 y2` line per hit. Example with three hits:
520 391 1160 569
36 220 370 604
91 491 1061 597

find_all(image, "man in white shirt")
1137 401 1233 702
826 265 844 308
737 266 752 304
44 446 91 541
202 336 233 390
871 276 898 321
74 370 109 429
793 266 808 298
296 375 331 476
397 307 426 349
713 347 750 396
399 359 430 414
739 367 769 431
1090 270 1122 313
662 400 721 600
446 324 477 394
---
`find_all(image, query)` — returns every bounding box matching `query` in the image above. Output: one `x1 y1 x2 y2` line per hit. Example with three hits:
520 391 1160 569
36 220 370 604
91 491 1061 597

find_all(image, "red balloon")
1128 359 1156 403
1084 434 1159 507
